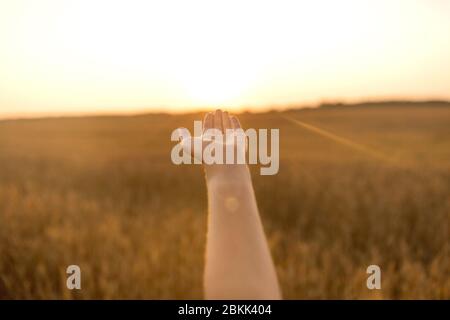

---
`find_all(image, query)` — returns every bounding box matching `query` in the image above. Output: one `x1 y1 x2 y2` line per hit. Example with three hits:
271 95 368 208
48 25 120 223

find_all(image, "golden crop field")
0 102 449 299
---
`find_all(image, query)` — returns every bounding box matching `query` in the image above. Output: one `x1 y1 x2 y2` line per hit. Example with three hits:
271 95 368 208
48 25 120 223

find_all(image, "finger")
231 115 242 130
214 109 223 132
222 111 232 131
203 112 213 131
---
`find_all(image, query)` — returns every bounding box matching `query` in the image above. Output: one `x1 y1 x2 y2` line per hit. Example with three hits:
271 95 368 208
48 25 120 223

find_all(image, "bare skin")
181 109 281 299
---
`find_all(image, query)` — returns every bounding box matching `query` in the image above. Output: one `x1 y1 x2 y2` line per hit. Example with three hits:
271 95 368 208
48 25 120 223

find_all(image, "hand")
180 109 249 180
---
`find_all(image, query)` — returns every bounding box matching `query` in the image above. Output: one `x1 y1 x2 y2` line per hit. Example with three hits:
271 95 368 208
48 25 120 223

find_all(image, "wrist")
205 164 251 185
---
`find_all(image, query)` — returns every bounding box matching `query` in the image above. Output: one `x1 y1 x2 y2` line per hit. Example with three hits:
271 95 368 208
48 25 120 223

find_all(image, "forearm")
204 165 281 299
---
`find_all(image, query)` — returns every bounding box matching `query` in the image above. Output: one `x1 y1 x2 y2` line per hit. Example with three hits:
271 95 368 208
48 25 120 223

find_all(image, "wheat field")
0 102 449 299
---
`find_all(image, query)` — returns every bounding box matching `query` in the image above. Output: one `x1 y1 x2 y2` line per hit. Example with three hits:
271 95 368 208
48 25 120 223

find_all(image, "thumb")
180 135 204 162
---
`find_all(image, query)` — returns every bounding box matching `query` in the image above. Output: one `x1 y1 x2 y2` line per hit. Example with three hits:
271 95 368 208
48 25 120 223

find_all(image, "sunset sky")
0 0 449 118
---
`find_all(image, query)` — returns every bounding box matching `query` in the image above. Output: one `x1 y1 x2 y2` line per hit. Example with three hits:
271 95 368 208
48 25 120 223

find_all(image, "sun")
181 70 245 106
174 55 258 107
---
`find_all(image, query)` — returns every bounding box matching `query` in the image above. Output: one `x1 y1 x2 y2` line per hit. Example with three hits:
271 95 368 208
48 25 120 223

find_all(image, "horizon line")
1 99 449 122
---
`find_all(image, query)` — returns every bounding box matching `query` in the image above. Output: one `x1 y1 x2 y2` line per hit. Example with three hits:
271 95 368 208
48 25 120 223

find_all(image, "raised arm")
200 110 281 299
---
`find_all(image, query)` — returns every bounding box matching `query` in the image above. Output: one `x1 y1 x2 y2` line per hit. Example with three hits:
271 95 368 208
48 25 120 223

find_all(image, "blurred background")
0 0 449 299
